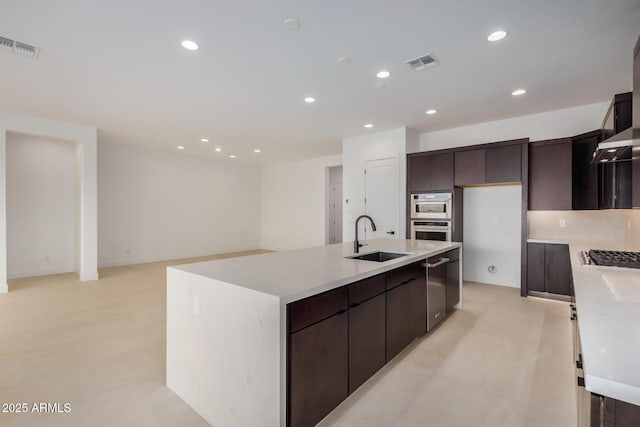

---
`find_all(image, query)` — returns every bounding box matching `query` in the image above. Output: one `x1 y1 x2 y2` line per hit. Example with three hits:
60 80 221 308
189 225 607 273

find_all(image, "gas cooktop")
584 250 640 269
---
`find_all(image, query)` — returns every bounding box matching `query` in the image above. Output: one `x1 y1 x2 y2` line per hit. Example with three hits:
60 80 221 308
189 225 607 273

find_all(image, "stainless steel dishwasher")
426 254 449 331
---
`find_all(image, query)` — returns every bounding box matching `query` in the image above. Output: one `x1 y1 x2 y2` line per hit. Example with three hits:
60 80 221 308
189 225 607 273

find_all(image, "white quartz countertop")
169 239 460 303
567 240 640 405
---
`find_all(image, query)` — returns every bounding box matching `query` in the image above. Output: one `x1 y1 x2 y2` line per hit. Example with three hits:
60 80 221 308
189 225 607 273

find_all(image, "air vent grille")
0 36 39 59
405 53 439 72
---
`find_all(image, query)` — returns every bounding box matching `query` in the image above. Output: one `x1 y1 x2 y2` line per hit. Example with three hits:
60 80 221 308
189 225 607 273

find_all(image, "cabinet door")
455 149 485 186
529 139 572 210
348 293 386 393
545 244 572 296
386 283 411 361
485 144 522 183
527 243 545 292
572 131 600 210
429 152 454 190
446 259 460 313
408 155 430 192
289 312 348 427
407 276 427 339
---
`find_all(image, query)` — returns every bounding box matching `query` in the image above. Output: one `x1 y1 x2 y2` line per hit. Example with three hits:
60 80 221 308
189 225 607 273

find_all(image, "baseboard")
0 283 8 293
7 267 76 280
80 272 99 281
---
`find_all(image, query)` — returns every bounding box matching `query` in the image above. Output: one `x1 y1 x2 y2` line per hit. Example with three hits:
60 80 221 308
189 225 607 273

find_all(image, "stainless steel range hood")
591 127 640 163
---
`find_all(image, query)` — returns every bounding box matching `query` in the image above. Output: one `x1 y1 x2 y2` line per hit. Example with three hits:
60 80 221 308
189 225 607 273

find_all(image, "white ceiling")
1 0 639 164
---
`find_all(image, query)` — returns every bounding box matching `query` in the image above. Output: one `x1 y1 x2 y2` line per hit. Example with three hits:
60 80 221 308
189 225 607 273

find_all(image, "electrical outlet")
559 219 566 228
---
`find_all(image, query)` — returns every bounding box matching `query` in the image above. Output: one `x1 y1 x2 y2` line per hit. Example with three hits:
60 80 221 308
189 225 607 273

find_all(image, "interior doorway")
327 166 343 244
6 132 77 279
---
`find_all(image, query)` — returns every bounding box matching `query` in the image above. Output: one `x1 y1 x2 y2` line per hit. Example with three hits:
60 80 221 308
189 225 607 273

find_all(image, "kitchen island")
166 239 461 427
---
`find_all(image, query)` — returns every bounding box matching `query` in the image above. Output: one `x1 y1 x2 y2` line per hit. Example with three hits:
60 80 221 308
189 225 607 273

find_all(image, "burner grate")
588 250 640 269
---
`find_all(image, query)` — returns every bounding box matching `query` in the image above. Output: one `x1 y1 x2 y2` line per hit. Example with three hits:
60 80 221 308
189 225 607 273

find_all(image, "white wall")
343 127 411 242
6 133 76 278
462 185 522 288
98 142 261 267
260 155 342 251
419 102 609 151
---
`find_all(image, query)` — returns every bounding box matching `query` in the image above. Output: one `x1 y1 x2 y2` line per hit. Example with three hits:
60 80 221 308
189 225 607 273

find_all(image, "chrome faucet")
354 215 377 253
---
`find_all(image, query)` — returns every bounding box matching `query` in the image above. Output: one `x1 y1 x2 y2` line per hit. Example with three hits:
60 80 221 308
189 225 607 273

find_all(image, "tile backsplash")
528 210 635 242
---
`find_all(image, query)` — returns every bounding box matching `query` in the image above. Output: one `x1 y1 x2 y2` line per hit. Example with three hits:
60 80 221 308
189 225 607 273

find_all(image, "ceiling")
1 0 639 164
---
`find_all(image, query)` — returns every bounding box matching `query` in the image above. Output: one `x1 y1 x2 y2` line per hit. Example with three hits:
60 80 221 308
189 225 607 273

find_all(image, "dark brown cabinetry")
407 152 454 192
445 249 460 313
287 254 460 426
454 149 485 186
526 243 572 297
288 287 349 427
572 130 601 210
348 275 386 393
485 144 522 183
633 36 640 209
385 261 426 361
529 138 573 210
600 92 633 210
454 143 523 186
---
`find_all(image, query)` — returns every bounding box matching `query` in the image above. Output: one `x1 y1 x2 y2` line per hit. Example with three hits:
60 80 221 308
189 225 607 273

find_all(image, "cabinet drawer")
289 287 349 333
386 261 425 290
349 274 386 306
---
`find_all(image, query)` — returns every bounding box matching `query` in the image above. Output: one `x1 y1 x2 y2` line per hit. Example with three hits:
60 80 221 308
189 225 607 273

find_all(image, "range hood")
592 127 640 163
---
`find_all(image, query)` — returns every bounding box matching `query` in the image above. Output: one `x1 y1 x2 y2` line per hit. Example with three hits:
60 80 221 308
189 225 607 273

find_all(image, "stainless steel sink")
346 251 409 262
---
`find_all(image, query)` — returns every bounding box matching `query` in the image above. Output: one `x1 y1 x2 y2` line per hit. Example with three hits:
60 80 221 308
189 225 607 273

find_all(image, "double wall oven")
410 193 452 242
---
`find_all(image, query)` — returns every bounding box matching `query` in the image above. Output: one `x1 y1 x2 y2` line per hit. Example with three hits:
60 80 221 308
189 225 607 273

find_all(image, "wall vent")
0 36 39 59
405 53 438 72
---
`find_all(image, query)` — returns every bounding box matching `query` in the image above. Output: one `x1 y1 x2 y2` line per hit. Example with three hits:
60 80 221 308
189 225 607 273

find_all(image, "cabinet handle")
335 309 348 315
349 302 361 308
427 257 450 268
386 231 395 235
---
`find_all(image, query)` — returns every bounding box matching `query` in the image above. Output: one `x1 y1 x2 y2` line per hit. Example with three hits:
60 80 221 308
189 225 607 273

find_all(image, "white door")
363 157 399 240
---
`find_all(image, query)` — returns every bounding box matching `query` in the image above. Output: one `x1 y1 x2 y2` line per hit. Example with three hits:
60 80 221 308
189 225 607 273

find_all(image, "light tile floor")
0 254 575 427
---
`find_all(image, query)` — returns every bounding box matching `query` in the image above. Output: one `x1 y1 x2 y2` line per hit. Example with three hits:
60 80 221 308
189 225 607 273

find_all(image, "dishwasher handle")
427 257 450 268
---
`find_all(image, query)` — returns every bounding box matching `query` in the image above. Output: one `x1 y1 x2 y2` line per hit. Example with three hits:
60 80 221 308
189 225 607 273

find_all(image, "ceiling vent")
405 53 439 72
0 36 39 59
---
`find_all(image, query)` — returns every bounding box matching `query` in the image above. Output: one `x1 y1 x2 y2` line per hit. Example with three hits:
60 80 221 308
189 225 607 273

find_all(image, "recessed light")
177 146 185 150
181 40 199 51
426 109 437 115
229 154 236 159
284 19 300 30
253 149 261 153
304 96 316 103
200 138 209 143
487 30 508 42
364 123 374 128
215 147 222 152
337 57 351 65
600 159 609 163
512 89 526 96
606 148 617 153
376 70 391 79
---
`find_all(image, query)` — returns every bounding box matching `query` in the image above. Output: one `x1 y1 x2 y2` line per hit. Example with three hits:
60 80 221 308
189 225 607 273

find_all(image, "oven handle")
427 257 450 268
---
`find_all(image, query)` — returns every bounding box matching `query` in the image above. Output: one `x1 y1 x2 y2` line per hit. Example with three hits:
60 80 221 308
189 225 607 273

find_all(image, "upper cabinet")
633 35 640 209
454 142 523 186
571 130 601 211
407 152 453 192
529 138 573 211
408 141 525 192
600 92 633 210
454 149 485 186
485 144 522 183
